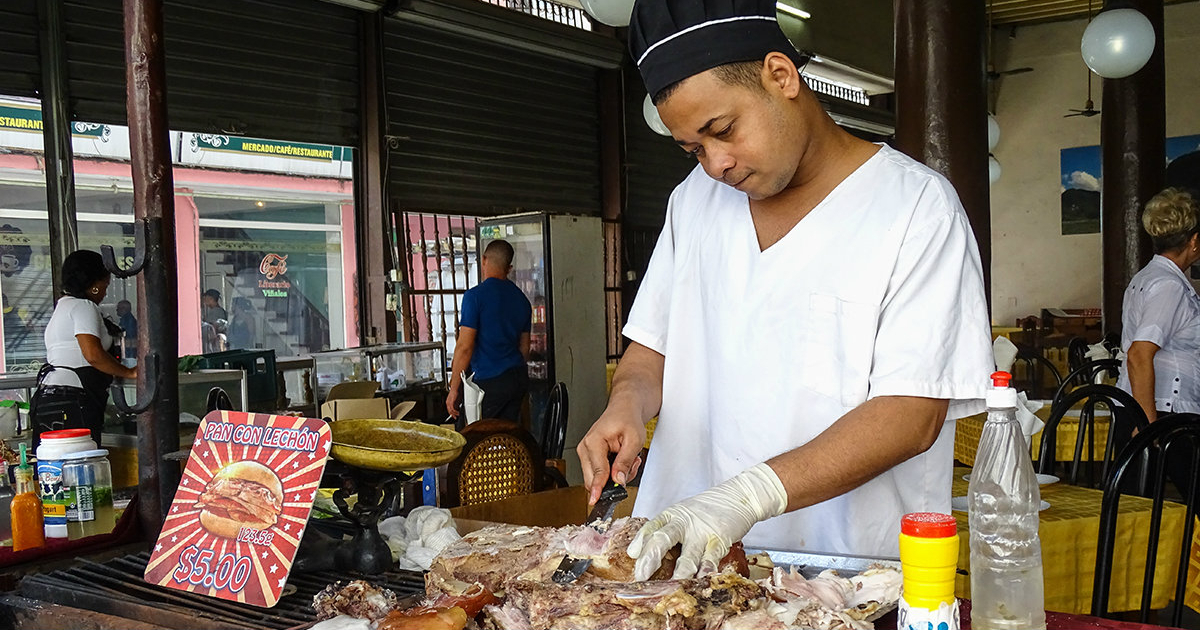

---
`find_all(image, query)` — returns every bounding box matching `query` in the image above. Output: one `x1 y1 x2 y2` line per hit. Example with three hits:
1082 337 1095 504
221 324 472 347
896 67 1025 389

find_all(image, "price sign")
144 411 330 607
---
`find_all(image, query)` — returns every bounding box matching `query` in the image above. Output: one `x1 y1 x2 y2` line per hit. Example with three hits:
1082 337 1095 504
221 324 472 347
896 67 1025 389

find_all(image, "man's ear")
762 52 802 99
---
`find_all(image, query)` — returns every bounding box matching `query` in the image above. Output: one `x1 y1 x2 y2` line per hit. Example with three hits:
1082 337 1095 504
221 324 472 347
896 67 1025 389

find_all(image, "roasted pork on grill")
313 519 901 630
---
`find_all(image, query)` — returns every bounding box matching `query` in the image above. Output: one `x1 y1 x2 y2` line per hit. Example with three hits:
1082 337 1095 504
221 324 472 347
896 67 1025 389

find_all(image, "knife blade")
551 476 629 584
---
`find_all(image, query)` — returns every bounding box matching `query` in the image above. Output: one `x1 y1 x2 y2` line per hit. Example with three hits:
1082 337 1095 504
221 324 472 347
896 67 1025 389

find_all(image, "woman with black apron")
31 250 137 450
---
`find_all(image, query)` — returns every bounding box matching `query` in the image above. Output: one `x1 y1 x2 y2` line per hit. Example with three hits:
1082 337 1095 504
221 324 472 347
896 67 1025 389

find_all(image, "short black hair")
61 250 109 299
654 60 769 105
203 288 222 301
484 239 515 268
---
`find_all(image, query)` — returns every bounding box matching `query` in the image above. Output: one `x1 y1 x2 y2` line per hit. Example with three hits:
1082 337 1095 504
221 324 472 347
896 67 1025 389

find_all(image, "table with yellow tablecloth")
951 467 1189 615
954 406 1112 468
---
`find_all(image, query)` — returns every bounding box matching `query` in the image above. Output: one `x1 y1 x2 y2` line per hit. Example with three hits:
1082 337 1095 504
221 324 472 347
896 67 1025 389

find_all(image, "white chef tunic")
43 296 111 388
1117 255 1200 414
624 145 992 558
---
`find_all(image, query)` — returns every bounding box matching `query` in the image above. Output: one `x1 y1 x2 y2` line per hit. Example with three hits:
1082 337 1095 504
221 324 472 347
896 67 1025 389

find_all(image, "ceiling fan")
1065 0 1101 118
986 2 1034 83
1064 77 1100 118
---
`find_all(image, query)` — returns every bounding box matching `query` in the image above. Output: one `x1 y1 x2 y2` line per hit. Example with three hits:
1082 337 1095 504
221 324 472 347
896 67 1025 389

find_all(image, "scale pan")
329 418 465 472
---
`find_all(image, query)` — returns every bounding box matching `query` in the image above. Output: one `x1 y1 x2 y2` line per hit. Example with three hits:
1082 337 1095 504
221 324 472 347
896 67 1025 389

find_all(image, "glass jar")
62 449 115 540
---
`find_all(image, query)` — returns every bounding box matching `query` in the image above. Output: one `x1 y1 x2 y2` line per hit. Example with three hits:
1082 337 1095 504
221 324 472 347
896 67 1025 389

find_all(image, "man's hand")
576 406 645 504
577 342 664 505
626 463 788 581
445 387 460 418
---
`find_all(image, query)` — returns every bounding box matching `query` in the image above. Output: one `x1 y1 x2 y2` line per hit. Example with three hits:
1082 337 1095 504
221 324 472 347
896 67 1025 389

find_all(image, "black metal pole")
36 0 78 300
124 0 180 537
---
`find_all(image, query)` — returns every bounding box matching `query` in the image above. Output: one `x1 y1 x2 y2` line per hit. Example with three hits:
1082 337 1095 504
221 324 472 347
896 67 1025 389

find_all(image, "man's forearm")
608 342 665 426
449 346 473 390
768 396 949 512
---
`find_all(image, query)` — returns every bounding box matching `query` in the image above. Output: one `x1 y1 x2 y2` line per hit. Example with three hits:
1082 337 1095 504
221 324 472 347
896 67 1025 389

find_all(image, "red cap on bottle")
40 428 93 440
901 512 958 538
990 371 1012 388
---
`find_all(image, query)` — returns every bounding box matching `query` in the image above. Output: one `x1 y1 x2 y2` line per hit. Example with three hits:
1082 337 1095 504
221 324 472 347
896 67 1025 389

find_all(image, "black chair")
1049 358 1122 412
1093 413 1200 625
1012 348 1063 400
1067 336 1090 373
1037 383 1149 488
539 382 569 461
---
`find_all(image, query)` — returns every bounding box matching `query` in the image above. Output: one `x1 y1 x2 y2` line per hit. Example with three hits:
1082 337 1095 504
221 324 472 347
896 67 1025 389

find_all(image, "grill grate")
19 550 427 630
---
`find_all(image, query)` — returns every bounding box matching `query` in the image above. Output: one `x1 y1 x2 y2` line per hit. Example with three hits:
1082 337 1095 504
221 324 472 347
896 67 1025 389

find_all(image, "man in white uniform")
577 0 993 581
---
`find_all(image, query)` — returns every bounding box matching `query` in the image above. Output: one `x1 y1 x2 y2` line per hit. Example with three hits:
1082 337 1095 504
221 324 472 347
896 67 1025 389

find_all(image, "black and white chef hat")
629 0 810 99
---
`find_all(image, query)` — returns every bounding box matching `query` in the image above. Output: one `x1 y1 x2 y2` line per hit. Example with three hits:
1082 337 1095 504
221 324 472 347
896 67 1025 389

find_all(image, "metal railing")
803 74 871 106
476 0 593 30
398 212 479 350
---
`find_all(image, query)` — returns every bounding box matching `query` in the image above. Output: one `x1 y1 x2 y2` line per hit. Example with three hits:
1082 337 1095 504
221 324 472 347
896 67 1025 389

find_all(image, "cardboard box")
320 397 391 421
450 486 639 533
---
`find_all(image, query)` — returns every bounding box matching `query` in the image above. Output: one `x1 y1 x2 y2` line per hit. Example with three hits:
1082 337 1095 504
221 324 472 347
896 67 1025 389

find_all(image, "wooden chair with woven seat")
443 419 550 508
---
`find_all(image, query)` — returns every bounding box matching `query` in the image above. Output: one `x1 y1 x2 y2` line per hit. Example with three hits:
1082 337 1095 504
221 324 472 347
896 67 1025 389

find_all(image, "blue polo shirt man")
446 239 532 422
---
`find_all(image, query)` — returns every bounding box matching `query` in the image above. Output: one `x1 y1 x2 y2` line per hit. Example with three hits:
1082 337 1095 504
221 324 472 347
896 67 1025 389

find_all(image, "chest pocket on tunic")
800 293 879 408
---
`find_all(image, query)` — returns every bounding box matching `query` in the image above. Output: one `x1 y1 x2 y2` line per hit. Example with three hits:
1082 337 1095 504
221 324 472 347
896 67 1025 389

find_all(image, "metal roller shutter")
622 68 694 231
620 65 693 296
384 20 602 216
61 0 359 144
0 0 40 98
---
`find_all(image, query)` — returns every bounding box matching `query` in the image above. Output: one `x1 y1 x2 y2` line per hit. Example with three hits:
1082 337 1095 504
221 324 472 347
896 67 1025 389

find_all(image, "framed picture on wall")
1060 134 1200 235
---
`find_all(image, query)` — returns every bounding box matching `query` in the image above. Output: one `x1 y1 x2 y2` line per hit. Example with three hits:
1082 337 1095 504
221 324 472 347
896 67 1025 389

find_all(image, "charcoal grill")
15 550 426 630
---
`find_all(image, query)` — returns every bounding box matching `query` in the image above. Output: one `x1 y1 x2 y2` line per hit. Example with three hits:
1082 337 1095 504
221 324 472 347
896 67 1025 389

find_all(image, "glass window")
197 198 346 357
0 182 137 372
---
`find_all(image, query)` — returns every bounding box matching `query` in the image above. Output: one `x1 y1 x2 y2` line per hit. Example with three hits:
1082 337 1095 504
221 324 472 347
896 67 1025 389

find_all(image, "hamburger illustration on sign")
194 460 284 538
144 411 330 608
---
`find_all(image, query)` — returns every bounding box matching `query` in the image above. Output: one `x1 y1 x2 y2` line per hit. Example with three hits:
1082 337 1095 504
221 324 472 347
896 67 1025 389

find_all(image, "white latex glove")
626 463 788 581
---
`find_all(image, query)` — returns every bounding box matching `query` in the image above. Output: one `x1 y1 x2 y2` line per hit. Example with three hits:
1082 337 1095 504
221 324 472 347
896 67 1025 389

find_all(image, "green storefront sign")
0 105 111 140
190 134 349 162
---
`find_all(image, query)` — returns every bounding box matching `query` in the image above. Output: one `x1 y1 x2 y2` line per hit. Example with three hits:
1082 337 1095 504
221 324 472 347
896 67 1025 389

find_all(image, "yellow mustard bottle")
898 512 959 629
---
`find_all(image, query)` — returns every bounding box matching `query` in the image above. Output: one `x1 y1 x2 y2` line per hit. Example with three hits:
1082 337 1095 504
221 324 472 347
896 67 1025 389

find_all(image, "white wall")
989 2 1200 326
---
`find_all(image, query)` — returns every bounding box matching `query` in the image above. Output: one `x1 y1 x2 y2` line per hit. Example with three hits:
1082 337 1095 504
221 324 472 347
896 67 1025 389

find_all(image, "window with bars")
398 212 480 362
475 0 593 30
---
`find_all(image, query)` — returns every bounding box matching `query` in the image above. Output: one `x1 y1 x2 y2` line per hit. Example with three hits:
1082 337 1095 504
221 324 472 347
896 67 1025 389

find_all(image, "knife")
551 475 629 584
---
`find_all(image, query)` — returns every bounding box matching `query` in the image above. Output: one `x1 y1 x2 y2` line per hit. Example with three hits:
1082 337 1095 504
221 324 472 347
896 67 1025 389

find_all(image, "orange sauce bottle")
12 443 44 551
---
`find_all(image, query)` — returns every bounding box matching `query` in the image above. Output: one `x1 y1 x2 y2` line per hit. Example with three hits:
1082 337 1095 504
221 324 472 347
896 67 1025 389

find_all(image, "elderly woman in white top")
1118 188 1200 422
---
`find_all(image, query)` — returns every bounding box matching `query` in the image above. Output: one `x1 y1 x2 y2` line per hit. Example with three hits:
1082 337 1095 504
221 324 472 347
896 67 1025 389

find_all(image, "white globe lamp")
580 0 635 27
988 155 1002 185
987 114 1000 152
1080 8 1156 79
642 94 671 136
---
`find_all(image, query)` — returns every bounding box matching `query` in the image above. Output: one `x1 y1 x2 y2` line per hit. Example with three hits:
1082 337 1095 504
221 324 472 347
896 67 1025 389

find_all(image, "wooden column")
1100 0 1163 335
356 12 395 344
599 69 624 360
894 0 991 305
123 0 181 535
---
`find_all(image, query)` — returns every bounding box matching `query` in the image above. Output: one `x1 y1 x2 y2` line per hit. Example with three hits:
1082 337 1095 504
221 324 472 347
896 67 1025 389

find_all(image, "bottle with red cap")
897 512 960 629
967 371 1046 629
37 428 98 539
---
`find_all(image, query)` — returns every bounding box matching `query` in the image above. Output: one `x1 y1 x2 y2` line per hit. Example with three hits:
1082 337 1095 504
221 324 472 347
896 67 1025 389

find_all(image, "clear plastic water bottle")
967 371 1046 629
